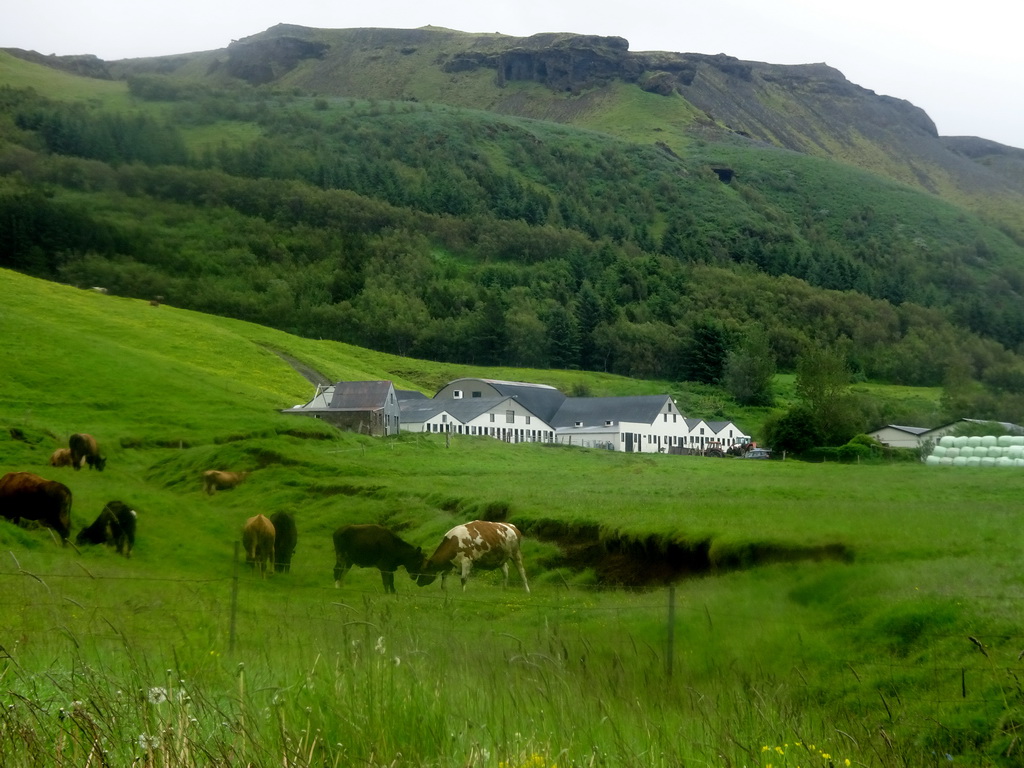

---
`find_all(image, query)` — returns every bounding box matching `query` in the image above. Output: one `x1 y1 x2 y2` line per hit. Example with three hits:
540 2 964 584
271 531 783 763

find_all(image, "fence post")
667 585 676 679
229 540 239 653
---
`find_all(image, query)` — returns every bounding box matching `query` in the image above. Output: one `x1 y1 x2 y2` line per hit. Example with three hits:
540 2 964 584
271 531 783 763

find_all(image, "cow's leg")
334 559 351 588
460 560 473 591
513 551 530 594
500 562 510 588
268 544 275 575
381 570 396 594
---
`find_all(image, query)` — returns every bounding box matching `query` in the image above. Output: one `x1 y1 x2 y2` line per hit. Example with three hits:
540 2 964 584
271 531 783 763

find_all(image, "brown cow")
333 524 426 593
0 471 73 544
69 433 106 471
417 521 529 593
242 514 275 576
49 448 84 468
203 470 249 495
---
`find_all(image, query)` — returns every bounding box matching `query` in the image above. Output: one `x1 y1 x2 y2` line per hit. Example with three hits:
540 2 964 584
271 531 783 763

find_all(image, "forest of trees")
3 79 1024 434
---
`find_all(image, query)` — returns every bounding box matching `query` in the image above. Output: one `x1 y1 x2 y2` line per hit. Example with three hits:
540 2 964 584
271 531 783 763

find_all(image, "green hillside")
2 269 1023 767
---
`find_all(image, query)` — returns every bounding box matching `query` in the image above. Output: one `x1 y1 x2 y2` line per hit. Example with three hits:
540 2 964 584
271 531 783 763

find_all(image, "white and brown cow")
242 514 275 577
203 470 249 495
417 520 529 593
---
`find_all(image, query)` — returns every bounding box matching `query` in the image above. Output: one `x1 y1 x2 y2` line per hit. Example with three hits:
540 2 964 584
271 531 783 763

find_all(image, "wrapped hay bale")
940 457 954 466
982 435 998 448
968 436 984 447
996 457 1014 467
959 447 974 458
998 435 1014 447
980 457 996 467
925 455 941 466
954 436 969 448
1008 446 1023 459
932 445 947 457
939 435 956 448
967 457 982 467
953 457 968 467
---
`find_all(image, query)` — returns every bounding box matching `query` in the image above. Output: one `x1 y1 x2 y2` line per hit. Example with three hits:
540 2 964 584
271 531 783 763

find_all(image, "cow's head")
94 454 107 471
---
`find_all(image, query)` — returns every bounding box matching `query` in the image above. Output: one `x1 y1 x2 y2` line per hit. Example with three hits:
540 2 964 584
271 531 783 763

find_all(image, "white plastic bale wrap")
982 436 997 448
932 445 947 457
925 455 941 466
954 436 969 448
940 435 956 448
953 457 968 467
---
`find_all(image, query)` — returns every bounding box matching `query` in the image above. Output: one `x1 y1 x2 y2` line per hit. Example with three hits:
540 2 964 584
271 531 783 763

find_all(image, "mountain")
93 24 1024 237
1 26 1024 423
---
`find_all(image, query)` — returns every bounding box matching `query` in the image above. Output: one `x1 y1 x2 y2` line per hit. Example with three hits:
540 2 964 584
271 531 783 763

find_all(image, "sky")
4 0 1023 148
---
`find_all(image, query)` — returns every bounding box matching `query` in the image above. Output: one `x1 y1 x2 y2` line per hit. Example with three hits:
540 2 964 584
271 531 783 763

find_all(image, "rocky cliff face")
223 34 328 85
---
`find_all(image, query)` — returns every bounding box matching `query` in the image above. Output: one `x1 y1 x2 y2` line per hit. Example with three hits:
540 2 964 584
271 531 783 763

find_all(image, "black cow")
0 471 73 544
270 511 297 573
332 524 426 594
69 433 106 471
76 501 137 557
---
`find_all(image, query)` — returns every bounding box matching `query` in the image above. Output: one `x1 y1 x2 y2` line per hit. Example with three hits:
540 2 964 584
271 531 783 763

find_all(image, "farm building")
284 377 751 454
281 380 402 436
869 419 1024 449
866 425 931 449
424 378 750 454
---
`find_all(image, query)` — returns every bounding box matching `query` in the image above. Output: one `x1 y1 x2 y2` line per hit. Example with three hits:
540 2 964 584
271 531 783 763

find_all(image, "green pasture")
1 268 1023 766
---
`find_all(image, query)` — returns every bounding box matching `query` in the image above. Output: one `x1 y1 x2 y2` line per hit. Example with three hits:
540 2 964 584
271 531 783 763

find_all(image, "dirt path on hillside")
262 346 332 388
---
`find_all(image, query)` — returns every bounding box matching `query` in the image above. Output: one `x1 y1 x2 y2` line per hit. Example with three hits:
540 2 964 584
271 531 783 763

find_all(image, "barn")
282 380 401 436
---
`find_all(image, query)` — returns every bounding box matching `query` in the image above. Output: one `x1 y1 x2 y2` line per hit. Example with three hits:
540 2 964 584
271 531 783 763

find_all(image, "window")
453 390 463 399
525 416 531 425
575 421 583 428
605 420 613 427
441 415 448 423
472 391 482 398
506 410 515 423
663 414 668 422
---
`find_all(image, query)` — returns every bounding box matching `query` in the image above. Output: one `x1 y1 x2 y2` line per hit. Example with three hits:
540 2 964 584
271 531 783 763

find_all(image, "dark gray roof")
328 380 394 411
476 379 566 422
872 424 931 436
396 389 428 401
549 395 671 428
402 396 532 424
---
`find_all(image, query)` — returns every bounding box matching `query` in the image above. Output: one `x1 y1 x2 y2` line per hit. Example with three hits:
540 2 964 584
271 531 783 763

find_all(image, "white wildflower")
375 636 386 655
147 687 168 704
138 733 160 750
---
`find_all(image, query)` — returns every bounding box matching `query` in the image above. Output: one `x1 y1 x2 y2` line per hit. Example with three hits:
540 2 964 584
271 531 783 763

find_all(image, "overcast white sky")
4 0 1023 148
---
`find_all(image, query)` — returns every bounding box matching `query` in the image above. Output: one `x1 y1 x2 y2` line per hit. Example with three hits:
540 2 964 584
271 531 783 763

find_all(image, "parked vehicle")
743 448 772 459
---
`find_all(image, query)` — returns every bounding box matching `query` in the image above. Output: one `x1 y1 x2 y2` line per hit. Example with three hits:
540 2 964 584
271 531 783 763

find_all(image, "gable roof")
869 424 931 436
549 395 671 428
439 378 567 422
327 380 394 411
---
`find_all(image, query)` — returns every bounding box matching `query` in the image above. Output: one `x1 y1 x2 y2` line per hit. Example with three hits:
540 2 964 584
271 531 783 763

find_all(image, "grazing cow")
203 470 249 495
76 501 137 557
69 433 106 471
417 521 530 593
332 524 426 594
242 514 275 576
269 511 297 573
0 471 73 544
49 448 83 468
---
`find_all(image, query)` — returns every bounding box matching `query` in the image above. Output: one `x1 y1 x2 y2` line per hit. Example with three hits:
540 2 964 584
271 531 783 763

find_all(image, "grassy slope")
3 267 1022 765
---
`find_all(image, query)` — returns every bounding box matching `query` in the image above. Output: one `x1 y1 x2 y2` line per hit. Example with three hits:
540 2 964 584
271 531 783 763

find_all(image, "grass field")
1 268 1022 766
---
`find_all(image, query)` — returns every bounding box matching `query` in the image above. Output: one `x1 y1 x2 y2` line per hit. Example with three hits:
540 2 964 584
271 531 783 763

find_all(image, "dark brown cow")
269 511 297 573
203 470 249 495
417 521 529 593
0 471 73 544
242 514 275 576
49 448 83 468
332 524 425 593
69 433 106 471
76 501 137 557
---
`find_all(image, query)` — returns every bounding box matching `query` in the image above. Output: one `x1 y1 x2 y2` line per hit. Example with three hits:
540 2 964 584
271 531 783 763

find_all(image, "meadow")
1 268 1023 767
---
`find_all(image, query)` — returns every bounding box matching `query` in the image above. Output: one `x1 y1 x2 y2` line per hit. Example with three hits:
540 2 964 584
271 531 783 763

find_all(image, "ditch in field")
525 520 854 587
